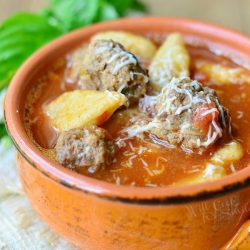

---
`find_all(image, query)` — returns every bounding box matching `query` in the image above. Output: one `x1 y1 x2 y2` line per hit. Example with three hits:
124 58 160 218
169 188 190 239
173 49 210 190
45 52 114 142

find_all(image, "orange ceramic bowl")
4 17 250 250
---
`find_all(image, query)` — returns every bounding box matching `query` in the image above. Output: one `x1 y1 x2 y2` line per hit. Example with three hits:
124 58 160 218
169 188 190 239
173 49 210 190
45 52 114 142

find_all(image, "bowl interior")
5 17 250 203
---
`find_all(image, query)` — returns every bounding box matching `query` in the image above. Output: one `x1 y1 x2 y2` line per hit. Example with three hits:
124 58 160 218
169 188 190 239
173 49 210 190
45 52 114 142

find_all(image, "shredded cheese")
123 121 157 137
95 43 112 54
236 111 244 119
94 41 138 76
117 83 126 93
140 158 149 167
201 108 219 117
203 163 217 178
230 163 236 173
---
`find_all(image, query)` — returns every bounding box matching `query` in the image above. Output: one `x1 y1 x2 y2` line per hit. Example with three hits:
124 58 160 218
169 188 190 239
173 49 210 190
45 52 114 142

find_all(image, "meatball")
70 39 149 104
149 77 230 150
55 125 115 171
67 45 88 83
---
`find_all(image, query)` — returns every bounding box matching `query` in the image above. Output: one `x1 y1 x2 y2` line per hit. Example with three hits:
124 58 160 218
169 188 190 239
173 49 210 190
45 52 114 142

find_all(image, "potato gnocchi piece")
195 61 250 85
149 33 190 90
91 31 157 60
173 141 243 186
210 141 243 165
173 164 225 187
46 90 127 132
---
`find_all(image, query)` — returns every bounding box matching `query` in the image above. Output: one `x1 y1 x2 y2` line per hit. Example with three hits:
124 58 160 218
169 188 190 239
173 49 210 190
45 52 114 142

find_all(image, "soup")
24 31 250 187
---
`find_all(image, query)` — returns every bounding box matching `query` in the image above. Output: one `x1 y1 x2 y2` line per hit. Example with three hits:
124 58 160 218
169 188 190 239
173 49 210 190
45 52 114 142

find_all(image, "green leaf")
107 0 133 15
42 0 146 32
40 9 64 32
1 134 12 149
97 1 119 21
0 123 7 139
106 0 147 16
0 13 62 90
132 0 148 12
44 0 101 32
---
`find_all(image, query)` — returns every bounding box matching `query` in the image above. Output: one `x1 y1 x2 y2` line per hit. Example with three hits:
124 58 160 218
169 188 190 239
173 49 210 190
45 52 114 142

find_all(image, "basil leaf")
107 0 147 16
0 123 7 138
97 1 119 21
42 0 146 32
44 0 100 32
1 135 12 149
0 13 61 90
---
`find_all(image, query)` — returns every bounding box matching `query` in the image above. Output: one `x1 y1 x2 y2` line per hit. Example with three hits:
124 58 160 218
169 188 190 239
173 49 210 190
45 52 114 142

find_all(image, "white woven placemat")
0 144 76 250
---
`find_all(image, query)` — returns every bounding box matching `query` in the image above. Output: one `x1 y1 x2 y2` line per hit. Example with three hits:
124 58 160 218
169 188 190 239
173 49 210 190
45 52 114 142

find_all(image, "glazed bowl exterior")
5 17 250 250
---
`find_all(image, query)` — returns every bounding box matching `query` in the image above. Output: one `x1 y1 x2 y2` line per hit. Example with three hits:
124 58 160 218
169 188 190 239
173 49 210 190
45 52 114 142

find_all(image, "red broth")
24 37 250 187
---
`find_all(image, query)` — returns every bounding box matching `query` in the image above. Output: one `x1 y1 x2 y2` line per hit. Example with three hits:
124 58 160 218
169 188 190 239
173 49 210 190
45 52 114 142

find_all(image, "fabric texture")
0 143 76 250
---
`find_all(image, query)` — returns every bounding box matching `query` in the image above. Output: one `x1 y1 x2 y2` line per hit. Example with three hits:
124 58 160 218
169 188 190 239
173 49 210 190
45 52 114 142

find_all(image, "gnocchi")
91 31 157 60
195 61 250 85
210 141 243 164
149 33 190 90
173 164 225 186
46 90 127 132
173 141 243 186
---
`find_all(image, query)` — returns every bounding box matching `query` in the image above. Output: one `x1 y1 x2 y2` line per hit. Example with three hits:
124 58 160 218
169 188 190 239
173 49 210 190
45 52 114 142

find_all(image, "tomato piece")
193 102 219 132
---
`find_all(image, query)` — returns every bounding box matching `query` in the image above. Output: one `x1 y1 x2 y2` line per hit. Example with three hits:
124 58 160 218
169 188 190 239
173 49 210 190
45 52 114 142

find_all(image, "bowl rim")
4 16 250 204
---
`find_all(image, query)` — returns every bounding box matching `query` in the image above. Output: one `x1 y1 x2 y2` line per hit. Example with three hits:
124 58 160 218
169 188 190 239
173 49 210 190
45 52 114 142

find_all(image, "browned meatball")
70 39 149 104
149 77 230 151
55 125 115 172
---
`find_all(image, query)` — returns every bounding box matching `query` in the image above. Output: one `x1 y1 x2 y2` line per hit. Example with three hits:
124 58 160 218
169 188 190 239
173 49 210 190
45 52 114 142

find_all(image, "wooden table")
0 0 250 35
